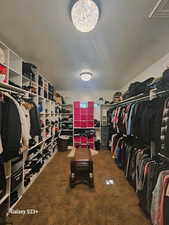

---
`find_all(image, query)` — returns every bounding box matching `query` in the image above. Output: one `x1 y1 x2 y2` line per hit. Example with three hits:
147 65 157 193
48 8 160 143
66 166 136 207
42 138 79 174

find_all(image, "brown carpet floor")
9 151 151 225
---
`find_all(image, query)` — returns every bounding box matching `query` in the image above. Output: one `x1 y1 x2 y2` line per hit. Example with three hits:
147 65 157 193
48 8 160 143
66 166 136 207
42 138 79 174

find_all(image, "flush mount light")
80 72 92 81
71 0 99 32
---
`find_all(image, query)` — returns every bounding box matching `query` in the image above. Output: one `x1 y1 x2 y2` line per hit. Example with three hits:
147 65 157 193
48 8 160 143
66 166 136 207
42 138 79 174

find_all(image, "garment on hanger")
5 93 31 152
29 102 41 137
0 156 6 199
20 104 31 147
161 97 169 157
1 94 21 161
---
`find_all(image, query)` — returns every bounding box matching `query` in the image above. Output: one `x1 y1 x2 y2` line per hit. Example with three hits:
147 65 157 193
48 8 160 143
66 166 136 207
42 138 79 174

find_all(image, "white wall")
121 52 169 91
57 89 118 104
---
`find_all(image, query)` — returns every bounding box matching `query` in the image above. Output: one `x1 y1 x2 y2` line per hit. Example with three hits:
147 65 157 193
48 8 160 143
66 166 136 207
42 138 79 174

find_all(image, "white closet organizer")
60 104 73 136
0 40 58 215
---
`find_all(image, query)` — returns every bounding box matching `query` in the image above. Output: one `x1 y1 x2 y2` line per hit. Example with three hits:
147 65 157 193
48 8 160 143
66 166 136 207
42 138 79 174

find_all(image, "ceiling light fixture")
80 72 92 81
71 0 99 32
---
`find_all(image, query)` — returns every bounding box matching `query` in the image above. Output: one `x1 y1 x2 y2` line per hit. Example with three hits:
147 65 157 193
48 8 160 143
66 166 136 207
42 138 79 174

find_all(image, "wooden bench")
69 148 94 188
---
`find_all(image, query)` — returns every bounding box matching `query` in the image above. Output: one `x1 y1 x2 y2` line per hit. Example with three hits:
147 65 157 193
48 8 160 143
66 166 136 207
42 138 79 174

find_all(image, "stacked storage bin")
73 101 94 149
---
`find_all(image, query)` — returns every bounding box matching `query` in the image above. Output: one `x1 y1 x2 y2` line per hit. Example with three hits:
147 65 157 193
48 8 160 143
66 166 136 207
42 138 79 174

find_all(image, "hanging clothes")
29 102 41 137
160 97 169 157
0 156 6 199
20 104 31 148
4 93 31 152
1 94 21 161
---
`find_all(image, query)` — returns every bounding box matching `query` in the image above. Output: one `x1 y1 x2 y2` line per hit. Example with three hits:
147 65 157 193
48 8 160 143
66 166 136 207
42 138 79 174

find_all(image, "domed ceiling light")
71 0 99 32
80 72 92 81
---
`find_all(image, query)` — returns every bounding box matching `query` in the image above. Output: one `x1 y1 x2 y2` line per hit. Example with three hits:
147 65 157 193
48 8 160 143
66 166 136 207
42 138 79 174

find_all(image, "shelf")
10 196 22 210
0 82 54 102
0 193 9 205
62 129 73 131
24 151 57 194
61 104 72 106
61 113 72 114
0 41 9 66
28 150 41 161
74 127 94 129
0 62 7 68
61 122 73 124
28 136 52 152
0 82 25 93
22 75 30 81
9 68 21 76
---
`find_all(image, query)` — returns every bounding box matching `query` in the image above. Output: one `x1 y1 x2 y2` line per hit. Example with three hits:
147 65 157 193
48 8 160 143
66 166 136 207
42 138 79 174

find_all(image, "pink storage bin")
81 121 87 128
80 108 87 115
74 108 80 114
88 108 94 113
87 121 94 127
81 114 86 120
74 121 81 128
74 101 80 108
88 136 94 142
74 114 80 120
81 136 87 143
87 114 94 120
74 136 80 142
74 143 81 148
88 101 94 108
89 143 94 149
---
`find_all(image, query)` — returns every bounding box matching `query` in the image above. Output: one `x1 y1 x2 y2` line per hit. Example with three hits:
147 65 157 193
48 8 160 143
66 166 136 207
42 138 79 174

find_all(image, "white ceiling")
0 0 169 90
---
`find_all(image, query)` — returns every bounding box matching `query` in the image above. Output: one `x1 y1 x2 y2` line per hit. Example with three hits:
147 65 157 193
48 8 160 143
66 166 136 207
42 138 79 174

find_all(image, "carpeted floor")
9 151 150 225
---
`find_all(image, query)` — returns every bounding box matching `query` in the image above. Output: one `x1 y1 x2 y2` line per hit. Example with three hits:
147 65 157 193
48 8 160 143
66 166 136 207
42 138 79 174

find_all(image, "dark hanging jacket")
29 102 41 137
0 156 6 198
1 96 21 161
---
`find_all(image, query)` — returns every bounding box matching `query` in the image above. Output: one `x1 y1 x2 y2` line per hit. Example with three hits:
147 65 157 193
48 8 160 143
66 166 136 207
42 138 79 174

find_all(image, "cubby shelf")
0 40 58 214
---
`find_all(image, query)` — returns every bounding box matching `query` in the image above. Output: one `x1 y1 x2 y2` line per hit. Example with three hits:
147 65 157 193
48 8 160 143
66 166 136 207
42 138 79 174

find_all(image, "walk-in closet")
0 0 169 225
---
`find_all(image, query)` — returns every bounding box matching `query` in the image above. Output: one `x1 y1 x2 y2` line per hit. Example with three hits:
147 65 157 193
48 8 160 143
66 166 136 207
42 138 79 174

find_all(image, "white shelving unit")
0 40 58 215
59 104 73 146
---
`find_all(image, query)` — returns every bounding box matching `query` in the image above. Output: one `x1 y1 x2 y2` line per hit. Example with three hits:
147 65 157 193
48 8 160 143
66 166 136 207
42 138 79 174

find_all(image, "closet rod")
155 89 169 97
0 87 25 95
111 89 169 109
158 153 169 162
111 95 149 108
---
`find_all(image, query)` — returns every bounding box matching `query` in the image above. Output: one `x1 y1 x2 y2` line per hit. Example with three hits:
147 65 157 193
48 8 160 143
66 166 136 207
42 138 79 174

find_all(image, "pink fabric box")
81 121 87 128
88 136 94 142
81 136 87 143
74 136 80 142
74 101 80 108
88 101 94 108
74 121 81 128
89 143 94 149
87 114 94 120
81 114 87 120
74 114 80 120
74 108 80 114
88 108 94 113
87 121 94 127
80 108 87 115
